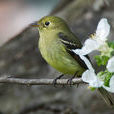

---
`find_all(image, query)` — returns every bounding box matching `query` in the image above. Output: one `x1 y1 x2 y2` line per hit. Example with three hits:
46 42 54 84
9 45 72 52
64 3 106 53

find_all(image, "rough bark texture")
0 0 114 114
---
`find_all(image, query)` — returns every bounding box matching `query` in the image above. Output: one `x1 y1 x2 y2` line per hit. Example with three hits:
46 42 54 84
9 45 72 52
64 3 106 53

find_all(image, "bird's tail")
97 87 114 107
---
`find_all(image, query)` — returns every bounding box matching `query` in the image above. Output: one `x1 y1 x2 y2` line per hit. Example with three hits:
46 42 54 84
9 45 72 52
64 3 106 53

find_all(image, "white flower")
82 70 103 87
103 76 114 93
75 49 103 88
73 18 110 55
78 39 98 55
107 57 114 72
74 49 94 71
73 18 114 93
76 49 114 91
96 18 110 41
80 55 114 92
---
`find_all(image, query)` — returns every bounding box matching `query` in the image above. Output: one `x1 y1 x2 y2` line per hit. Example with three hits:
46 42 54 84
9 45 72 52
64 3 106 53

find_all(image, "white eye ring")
45 22 50 26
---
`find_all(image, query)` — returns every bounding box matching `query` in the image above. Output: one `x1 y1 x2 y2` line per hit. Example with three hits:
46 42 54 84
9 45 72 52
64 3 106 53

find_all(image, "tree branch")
0 76 85 85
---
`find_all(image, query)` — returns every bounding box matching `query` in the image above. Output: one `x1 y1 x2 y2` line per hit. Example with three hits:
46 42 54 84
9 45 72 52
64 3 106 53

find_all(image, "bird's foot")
67 72 78 87
76 83 79 88
67 75 75 87
53 74 64 87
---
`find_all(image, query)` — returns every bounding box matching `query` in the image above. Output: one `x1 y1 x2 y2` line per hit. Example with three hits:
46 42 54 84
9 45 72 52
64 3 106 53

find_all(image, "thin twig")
0 76 84 85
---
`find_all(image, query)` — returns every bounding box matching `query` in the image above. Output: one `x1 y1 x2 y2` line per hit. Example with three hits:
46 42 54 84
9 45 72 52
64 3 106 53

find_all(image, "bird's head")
32 16 69 33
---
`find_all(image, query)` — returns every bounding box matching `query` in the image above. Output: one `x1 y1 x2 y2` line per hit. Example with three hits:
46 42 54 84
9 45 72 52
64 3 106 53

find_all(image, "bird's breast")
38 33 85 75
39 34 59 64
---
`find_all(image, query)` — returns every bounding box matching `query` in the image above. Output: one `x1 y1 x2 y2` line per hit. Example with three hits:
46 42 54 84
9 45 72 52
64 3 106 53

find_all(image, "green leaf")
89 87 96 91
94 55 109 66
97 70 114 87
104 75 112 87
97 71 106 80
110 51 114 56
107 41 114 49
104 72 113 87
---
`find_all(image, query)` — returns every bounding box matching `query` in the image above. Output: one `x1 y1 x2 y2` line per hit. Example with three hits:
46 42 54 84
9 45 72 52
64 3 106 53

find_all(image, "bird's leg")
67 72 78 87
53 74 64 87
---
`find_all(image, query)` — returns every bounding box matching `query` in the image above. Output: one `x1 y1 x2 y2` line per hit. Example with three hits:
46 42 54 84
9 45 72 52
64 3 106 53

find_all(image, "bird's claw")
53 74 64 87
53 78 58 87
67 72 78 87
67 78 73 87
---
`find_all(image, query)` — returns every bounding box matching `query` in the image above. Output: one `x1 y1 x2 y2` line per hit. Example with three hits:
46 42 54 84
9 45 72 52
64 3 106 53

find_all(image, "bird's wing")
58 32 88 69
58 32 82 49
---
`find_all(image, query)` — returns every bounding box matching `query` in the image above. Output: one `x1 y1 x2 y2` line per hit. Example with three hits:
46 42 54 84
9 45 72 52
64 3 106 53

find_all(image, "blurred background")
0 0 114 114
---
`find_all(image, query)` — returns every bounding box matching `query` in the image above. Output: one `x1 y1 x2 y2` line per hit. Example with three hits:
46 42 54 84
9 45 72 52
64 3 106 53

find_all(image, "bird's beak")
31 22 40 27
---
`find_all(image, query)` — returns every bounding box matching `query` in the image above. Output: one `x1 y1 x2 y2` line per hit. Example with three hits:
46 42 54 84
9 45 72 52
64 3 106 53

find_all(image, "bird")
32 16 114 107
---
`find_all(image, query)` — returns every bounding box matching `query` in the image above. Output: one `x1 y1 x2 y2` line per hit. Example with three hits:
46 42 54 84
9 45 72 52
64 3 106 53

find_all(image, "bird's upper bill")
31 22 39 27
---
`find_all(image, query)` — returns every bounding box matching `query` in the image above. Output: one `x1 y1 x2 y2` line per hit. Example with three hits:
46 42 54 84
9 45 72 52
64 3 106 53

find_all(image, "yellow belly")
39 37 85 76
50 54 85 75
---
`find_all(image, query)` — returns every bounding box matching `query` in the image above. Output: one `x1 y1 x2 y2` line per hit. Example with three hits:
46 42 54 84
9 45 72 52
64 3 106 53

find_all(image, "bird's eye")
45 21 50 26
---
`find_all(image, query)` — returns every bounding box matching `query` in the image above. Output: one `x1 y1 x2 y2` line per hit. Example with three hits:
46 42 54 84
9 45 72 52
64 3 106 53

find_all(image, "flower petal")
74 49 94 71
96 18 110 41
82 70 103 87
82 70 97 83
73 39 100 56
107 57 114 72
109 76 114 90
103 76 114 93
81 39 100 55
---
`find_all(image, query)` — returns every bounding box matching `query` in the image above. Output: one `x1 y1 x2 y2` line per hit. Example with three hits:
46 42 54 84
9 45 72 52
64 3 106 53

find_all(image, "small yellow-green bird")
33 16 114 106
